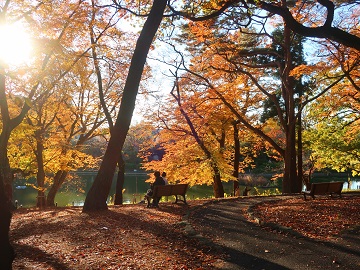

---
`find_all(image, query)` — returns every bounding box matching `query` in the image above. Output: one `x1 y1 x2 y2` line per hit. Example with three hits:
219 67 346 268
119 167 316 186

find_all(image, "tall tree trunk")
232 120 240 195
282 21 299 193
0 143 13 204
297 104 304 191
0 174 15 269
35 130 46 208
46 170 68 207
283 124 298 193
212 164 224 198
1 64 31 205
114 154 125 205
0 68 14 204
83 0 168 212
90 3 126 206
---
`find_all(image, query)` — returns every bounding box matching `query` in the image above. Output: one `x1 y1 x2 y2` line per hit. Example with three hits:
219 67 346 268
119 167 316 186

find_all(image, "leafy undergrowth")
251 195 360 240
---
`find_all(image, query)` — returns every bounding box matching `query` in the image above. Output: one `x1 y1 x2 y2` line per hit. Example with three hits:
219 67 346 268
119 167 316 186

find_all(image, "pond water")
343 180 360 190
13 172 234 207
12 172 359 208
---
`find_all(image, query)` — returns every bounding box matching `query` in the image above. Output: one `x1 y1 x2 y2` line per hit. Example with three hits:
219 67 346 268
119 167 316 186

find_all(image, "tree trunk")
212 165 224 198
282 23 300 194
0 174 15 269
283 125 298 193
0 150 13 204
0 70 14 204
232 120 240 196
114 154 125 205
1 64 32 205
35 131 46 208
297 104 304 191
46 170 68 207
83 0 168 212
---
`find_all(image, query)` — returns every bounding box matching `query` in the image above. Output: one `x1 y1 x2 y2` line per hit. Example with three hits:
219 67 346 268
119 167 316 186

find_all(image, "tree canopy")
0 0 358 207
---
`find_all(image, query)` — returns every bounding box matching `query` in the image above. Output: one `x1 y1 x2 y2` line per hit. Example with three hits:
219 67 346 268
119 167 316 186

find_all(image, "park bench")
302 181 344 200
145 184 188 207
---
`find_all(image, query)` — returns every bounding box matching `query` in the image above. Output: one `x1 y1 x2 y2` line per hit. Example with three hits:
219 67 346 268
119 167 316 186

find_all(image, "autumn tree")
82 0 360 209
83 0 168 211
169 1 360 51
0 0 93 205
165 80 227 197
303 35 360 178
44 65 106 207
45 1 136 207
123 122 149 170
3 1 118 209
175 0 360 193
166 19 290 192
141 50 263 197
89 0 145 205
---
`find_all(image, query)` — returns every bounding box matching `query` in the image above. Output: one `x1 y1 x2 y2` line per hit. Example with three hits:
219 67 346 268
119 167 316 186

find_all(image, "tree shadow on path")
189 198 360 270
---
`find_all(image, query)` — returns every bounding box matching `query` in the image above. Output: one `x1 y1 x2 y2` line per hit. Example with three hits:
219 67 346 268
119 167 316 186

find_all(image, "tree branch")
256 0 360 51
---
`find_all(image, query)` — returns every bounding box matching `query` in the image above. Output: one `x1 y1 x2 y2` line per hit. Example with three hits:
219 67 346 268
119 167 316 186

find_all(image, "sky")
0 22 32 67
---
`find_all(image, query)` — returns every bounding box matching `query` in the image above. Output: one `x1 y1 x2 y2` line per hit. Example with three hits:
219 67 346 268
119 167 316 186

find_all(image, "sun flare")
0 23 32 66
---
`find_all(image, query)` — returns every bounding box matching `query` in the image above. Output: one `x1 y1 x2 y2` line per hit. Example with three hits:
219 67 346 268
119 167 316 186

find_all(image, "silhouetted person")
162 172 168 185
243 187 251 196
145 171 165 207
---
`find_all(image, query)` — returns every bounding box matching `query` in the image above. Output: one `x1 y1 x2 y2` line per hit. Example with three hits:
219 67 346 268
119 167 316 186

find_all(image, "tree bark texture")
281 22 300 193
212 165 225 198
0 174 15 269
46 170 68 207
297 103 304 191
114 154 125 205
35 130 46 208
232 120 240 195
0 69 14 204
83 0 168 212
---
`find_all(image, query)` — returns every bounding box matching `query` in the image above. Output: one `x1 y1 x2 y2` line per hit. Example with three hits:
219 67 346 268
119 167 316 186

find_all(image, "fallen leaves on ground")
11 202 217 270
10 195 360 269
250 195 360 240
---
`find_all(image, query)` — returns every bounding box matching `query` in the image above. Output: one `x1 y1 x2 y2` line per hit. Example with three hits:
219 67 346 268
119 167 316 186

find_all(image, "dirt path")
188 195 360 270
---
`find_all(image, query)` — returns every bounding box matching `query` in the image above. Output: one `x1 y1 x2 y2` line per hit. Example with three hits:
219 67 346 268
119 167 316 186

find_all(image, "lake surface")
13 172 232 207
13 172 359 208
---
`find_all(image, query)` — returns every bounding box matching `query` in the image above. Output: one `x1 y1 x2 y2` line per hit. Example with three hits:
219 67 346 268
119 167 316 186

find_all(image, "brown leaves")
11 203 217 269
251 195 360 240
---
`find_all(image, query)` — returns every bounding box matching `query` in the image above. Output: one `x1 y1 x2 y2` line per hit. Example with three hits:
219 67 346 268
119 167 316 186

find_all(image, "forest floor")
10 193 360 270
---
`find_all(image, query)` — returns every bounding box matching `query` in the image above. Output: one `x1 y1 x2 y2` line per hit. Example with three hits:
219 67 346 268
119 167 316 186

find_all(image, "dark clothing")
151 176 165 206
152 176 165 187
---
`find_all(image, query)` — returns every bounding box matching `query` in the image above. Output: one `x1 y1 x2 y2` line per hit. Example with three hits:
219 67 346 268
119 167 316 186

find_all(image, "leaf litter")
10 196 360 269
251 195 360 240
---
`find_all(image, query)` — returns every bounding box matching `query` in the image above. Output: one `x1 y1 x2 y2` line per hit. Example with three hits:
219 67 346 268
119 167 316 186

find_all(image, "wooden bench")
145 184 188 207
302 181 344 200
